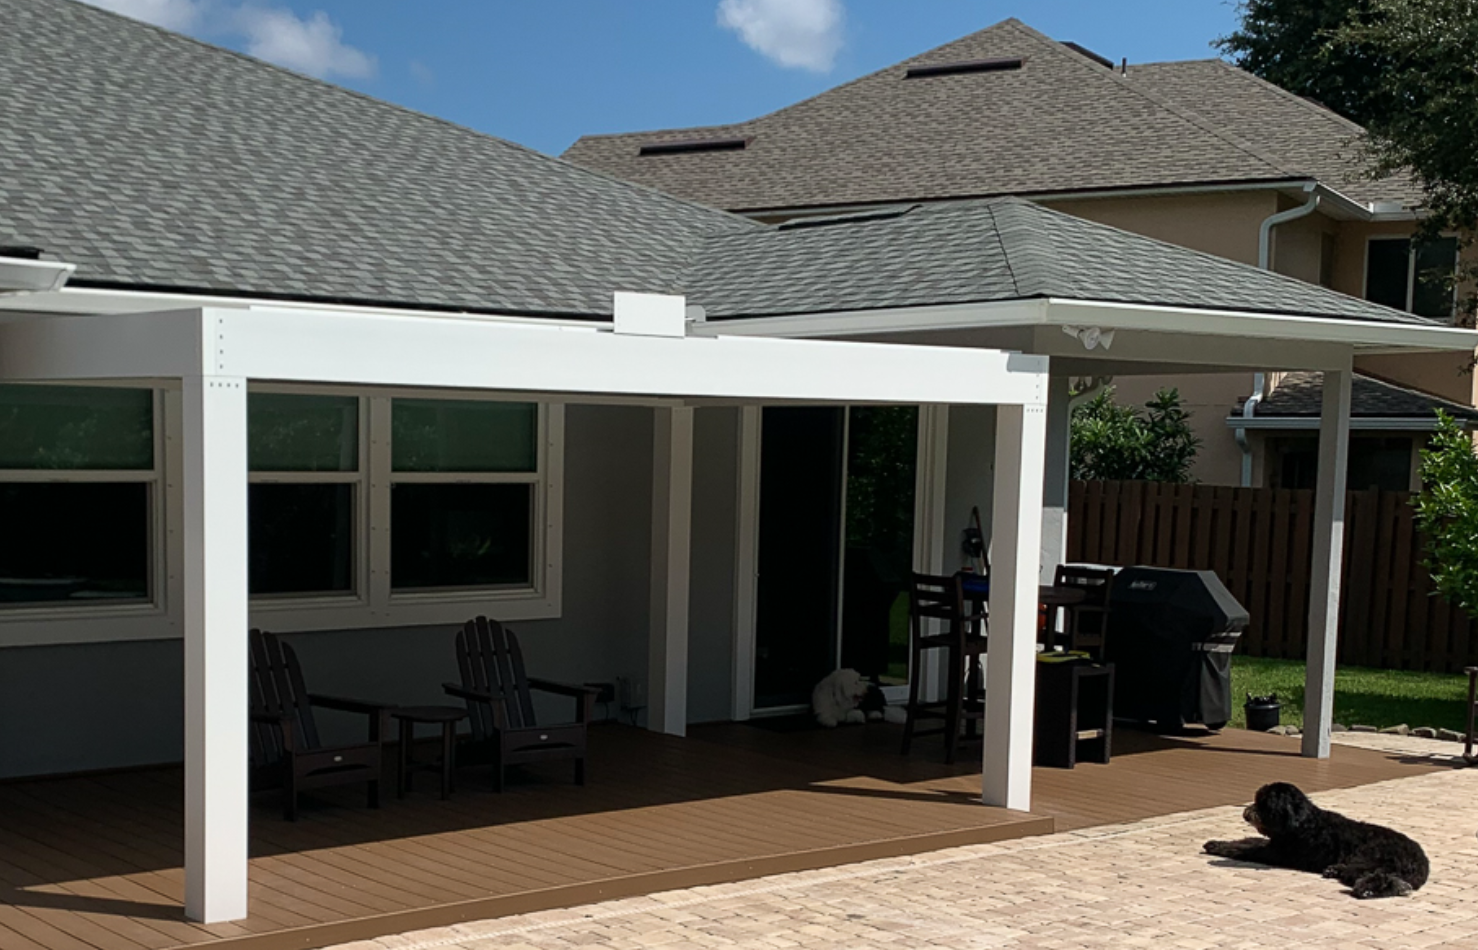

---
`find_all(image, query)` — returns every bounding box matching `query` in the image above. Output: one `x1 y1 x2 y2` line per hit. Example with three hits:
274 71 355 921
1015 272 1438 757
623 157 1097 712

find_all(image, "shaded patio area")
0 722 1436 950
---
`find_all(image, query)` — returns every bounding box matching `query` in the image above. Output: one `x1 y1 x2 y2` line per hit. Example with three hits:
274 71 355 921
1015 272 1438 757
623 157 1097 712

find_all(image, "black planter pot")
1244 694 1281 732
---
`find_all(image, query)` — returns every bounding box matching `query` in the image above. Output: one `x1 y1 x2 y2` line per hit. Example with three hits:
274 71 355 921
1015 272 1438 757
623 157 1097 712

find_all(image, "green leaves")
1070 387 1202 483
1413 410 1478 611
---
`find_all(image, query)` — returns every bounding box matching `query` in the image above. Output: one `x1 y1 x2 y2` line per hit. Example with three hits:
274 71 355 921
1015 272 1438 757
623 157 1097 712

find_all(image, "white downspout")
1239 184 1322 486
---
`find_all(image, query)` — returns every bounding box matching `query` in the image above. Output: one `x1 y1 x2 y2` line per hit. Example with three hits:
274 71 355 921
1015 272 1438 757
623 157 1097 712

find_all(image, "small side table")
1034 658 1114 769
393 705 467 799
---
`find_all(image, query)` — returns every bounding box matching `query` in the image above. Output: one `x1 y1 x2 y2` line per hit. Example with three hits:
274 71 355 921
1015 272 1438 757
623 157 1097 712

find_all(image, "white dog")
812 668 870 728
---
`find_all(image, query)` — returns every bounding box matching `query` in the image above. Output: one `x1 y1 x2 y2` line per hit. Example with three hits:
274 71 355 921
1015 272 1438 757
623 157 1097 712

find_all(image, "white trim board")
0 306 1049 408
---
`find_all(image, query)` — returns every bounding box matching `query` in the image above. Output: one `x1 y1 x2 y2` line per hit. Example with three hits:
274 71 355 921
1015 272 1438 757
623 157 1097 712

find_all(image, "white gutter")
1225 415 1467 432
1237 185 1324 485
0 257 76 294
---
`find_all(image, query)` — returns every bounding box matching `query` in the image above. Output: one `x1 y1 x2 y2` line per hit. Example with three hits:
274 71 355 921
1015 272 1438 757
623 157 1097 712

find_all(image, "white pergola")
0 293 1050 924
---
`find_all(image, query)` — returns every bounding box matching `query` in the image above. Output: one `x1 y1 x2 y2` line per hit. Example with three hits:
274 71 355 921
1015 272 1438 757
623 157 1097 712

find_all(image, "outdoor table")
393 705 467 800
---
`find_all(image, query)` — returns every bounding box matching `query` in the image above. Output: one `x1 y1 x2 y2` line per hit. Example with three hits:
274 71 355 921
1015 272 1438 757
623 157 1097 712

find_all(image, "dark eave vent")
1061 42 1113 69
0 245 43 260
639 137 749 156
905 57 1024 79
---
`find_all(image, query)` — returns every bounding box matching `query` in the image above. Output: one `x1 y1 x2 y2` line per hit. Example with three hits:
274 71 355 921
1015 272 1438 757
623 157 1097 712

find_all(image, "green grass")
1229 656 1471 732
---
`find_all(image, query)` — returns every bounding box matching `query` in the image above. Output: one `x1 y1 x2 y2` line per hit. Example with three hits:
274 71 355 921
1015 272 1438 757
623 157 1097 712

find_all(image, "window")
390 399 539 592
0 385 157 608
248 393 361 598
1365 236 1459 318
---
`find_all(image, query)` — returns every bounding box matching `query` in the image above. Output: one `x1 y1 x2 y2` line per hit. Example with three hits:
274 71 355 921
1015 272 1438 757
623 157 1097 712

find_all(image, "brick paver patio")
330 760 1478 950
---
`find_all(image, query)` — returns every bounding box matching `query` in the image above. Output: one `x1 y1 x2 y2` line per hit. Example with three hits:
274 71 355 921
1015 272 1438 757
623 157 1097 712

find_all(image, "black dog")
1203 782 1428 898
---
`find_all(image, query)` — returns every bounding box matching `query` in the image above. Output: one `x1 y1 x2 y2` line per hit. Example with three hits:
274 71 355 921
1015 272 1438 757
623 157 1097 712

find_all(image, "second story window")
1365 236 1459 319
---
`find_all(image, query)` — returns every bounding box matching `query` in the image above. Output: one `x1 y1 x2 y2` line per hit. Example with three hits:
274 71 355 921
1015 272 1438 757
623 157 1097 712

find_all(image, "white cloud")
81 1 375 81
409 59 435 88
717 0 844 73
233 6 376 79
82 0 205 30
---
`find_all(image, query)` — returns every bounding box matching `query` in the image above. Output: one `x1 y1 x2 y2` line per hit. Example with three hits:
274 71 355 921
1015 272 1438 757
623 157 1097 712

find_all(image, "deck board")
0 722 1435 950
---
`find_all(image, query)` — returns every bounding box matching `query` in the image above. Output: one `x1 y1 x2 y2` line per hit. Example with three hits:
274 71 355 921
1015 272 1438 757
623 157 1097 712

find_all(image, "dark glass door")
753 407 844 709
838 406 919 685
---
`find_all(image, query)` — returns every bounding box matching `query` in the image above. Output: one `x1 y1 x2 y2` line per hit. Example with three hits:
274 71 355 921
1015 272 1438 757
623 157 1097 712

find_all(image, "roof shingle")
1249 372 1478 420
0 0 750 318
564 19 1418 213
684 198 1435 324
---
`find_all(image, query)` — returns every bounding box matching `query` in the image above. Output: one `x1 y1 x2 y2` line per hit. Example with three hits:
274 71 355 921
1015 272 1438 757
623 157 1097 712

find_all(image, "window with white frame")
1365 236 1460 319
0 384 158 609
0 385 556 639
389 398 541 593
248 392 363 598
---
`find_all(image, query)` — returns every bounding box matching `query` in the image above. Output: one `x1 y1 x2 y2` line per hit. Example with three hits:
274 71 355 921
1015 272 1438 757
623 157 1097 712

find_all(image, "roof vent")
905 57 1024 79
776 206 920 231
1061 42 1113 69
639 137 749 156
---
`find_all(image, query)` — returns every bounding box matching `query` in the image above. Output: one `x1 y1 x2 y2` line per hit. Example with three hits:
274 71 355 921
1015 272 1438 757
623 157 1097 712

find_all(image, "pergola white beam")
0 307 1046 406
984 403 1048 811
648 406 695 736
182 376 250 924
1302 366 1352 759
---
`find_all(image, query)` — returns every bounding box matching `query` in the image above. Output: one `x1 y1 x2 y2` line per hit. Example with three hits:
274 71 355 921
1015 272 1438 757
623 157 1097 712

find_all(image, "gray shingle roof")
684 198 1435 324
564 19 1416 213
1247 372 1478 420
0 1 1441 339
0 0 751 318
1129 60 1421 208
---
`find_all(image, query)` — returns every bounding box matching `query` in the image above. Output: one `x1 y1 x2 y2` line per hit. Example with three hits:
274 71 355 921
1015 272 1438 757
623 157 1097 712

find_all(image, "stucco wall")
1044 191 1283 487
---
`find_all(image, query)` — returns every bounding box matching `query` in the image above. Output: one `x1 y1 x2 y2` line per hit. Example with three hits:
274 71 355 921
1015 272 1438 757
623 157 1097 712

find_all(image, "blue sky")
85 1 1243 156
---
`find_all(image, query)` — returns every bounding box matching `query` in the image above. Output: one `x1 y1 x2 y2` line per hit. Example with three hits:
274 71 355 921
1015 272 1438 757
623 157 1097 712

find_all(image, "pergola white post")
1302 366 1352 759
182 375 250 923
648 405 695 736
1040 375 1072 585
984 402 1048 810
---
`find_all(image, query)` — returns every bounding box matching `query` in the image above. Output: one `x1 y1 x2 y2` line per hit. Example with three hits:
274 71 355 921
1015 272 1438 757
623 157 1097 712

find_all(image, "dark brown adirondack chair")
443 616 598 791
249 629 389 821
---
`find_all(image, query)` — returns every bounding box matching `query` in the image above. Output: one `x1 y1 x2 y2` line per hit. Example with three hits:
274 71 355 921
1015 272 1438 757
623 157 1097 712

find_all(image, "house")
1 0 1473 928
564 17 1476 489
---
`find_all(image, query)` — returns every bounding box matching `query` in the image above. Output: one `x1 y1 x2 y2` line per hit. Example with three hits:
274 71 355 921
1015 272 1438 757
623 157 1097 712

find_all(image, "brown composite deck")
0 722 1436 950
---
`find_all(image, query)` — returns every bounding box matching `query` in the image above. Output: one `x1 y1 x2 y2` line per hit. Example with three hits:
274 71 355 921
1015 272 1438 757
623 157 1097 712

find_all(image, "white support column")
984 402 1048 811
649 405 695 736
1040 376 1072 585
731 406 761 722
182 376 250 924
1302 366 1352 759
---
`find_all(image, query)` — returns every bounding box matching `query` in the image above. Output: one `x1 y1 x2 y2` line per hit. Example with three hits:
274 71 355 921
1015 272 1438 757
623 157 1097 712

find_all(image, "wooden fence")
1066 480 1476 673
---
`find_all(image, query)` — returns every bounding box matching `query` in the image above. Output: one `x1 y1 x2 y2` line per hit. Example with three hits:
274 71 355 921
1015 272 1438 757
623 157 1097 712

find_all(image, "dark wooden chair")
1465 667 1477 763
900 572 988 764
248 629 389 821
1050 565 1117 658
443 616 599 791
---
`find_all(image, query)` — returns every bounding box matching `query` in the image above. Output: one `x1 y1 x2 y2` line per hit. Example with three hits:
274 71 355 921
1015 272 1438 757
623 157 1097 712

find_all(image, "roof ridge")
740 18 1030 127
998 20 1300 180
57 0 753 231
569 120 753 146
